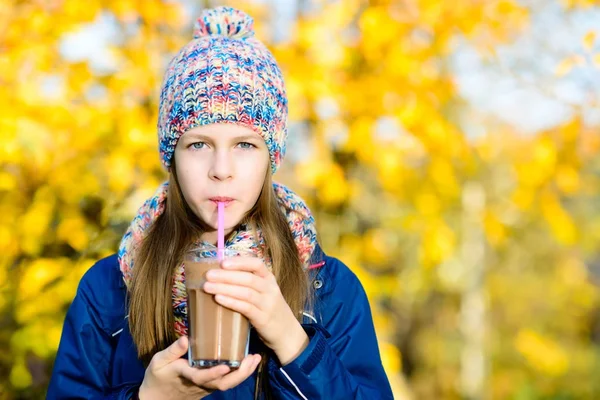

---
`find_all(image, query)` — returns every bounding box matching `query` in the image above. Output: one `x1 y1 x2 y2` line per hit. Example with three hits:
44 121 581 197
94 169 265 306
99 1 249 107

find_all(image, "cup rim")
184 245 256 257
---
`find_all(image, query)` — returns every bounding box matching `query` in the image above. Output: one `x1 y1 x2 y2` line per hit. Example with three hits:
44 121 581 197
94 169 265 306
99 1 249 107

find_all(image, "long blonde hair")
128 155 312 397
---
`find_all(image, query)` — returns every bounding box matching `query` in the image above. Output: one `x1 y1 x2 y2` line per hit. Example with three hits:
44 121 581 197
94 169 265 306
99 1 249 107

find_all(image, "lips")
209 197 234 207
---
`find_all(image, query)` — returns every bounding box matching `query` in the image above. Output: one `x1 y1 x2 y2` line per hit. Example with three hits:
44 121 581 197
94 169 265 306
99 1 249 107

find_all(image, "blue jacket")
47 246 393 399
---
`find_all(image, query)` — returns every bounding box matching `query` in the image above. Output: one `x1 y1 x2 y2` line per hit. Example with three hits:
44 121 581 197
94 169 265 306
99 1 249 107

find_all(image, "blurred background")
1 0 600 398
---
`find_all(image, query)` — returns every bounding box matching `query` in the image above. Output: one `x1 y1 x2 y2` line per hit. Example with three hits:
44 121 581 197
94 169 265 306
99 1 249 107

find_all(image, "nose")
209 148 233 181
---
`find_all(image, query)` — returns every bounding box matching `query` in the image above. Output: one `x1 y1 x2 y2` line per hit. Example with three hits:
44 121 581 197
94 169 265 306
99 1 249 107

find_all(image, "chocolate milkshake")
184 250 251 368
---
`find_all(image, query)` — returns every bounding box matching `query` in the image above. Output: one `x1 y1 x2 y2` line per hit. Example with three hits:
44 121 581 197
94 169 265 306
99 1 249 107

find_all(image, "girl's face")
174 123 270 244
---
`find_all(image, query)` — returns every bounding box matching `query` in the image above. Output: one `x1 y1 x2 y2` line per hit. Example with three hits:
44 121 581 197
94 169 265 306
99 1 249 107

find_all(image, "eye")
237 142 256 149
190 142 207 150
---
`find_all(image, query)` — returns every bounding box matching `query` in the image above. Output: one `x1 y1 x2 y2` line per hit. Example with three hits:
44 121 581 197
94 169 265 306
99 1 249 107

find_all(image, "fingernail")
214 294 225 303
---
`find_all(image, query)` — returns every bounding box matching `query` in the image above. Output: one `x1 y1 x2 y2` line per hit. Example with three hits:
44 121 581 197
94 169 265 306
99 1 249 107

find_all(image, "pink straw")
217 202 225 261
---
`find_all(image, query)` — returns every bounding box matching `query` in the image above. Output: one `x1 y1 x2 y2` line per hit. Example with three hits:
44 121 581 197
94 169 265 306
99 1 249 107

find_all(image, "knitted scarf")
117 181 317 337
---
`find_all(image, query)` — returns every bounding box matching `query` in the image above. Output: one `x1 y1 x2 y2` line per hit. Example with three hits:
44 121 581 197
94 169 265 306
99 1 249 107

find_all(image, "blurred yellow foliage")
10 360 32 390
2 0 600 399
515 329 569 377
540 191 578 245
380 341 402 374
583 31 597 51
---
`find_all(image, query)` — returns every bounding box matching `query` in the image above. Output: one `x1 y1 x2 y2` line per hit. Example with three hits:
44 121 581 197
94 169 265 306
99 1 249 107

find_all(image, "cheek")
238 158 268 202
174 156 206 206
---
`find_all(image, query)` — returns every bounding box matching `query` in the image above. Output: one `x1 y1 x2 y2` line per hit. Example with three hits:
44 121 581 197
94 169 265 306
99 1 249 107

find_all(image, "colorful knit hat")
158 6 288 173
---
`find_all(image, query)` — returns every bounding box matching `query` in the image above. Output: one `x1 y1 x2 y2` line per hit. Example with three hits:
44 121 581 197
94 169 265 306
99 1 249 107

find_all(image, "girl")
48 7 393 400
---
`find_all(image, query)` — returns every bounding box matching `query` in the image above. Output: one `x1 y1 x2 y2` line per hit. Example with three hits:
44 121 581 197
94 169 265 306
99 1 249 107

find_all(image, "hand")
138 336 261 400
203 257 309 365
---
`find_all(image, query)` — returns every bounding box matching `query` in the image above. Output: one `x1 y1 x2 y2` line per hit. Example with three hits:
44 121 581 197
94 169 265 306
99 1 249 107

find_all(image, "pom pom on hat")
193 7 255 40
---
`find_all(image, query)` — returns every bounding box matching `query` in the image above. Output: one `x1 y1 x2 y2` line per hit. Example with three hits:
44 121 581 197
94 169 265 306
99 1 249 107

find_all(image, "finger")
204 354 261 391
214 294 260 321
175 361 231 386
205 269 268 292
204 282 262 307
221 257 270 278
152 336 188 368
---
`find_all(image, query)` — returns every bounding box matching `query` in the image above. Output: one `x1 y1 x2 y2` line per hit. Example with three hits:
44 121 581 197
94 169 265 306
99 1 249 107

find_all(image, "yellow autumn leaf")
533 136 557 169
511 187 535 210
347 263 377 300
0 256 6 288
558 117 582 142
555 56 577 77
515 329 569 376
18 258 67 300
583 31 596 51
347 117 376 163
372 313 393 338
540 191 578 245
380 341 402 374
362 229 390 266
19 186 56 255
16 291 64 325
386 45 415 78
420 220 456 267
285 77 310 121
515 162 545 188
46 321 63 348
484 211 507 246
397 98 422 129
62 0 101 21
424 118 451 148
429 158 459 197
358 6 403 59
558 257 588 286
9 359 32 389
555 165 580 194
57 215 90 251
593 53 600 68
106 151 135 193
317 163 349 207
109 0 138 21
0 171 16 191
415 190 441 216
0 225 15 256
14 320 60 359
377 147 403 192
295 158 328 189
515 137 557 188
137 149 162 173
0 139 20 164
338 234 363 266
63 258 96 294
15 117 53 169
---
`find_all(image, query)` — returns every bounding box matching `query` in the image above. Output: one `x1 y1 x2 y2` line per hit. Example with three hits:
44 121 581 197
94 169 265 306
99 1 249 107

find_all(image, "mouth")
209 197 235 207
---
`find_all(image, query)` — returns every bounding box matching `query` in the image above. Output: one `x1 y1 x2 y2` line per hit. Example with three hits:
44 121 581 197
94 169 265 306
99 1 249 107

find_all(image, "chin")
197 209 243 230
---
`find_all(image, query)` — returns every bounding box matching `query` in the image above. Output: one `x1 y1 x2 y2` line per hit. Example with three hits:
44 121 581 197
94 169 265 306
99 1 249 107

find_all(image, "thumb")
153 336 188 367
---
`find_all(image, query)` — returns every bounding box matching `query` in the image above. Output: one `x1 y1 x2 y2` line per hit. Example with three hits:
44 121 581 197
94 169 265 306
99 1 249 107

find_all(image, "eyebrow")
183 132 262 142
233 134 262 142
